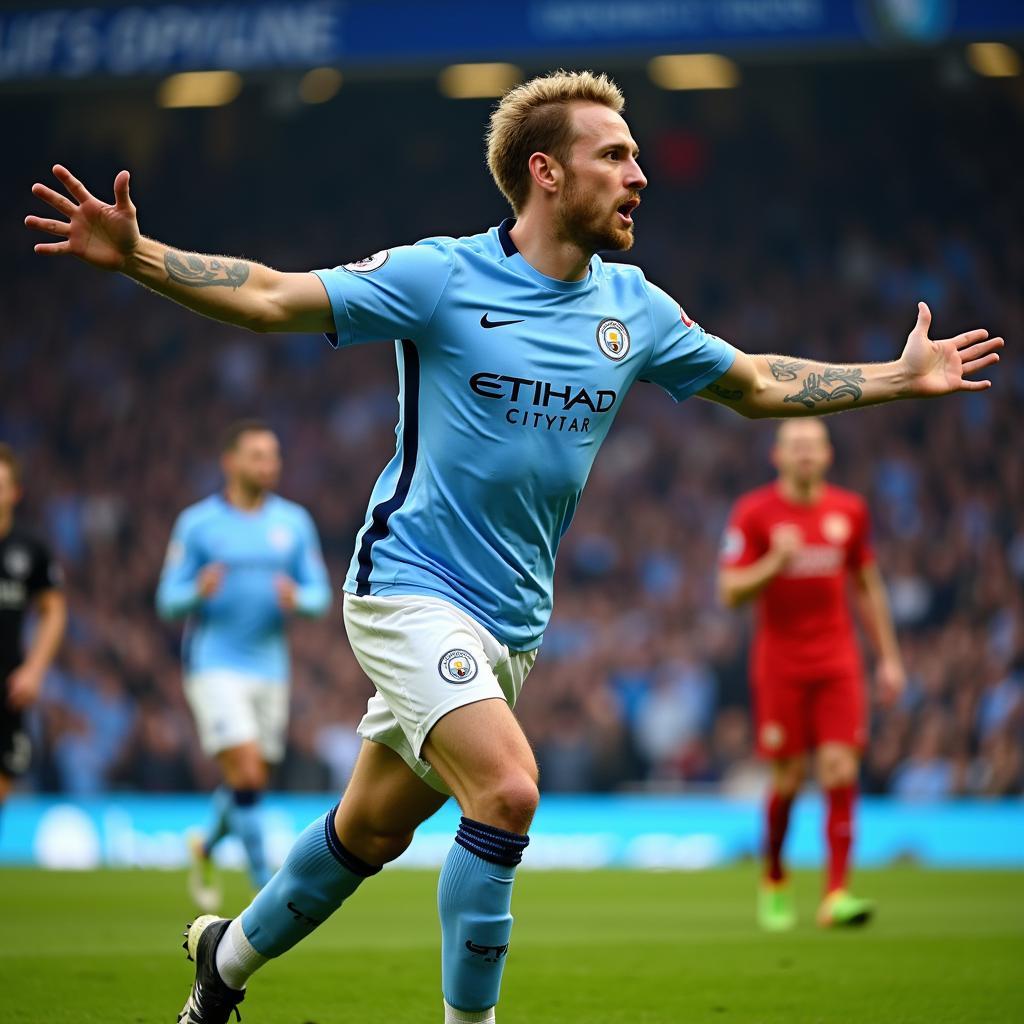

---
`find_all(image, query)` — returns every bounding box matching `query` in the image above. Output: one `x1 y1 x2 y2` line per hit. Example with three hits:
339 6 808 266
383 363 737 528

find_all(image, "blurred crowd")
3 58 1021 799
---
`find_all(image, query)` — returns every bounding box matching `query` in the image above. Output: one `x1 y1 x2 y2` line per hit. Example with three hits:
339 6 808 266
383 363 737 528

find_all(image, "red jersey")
720 483 873 683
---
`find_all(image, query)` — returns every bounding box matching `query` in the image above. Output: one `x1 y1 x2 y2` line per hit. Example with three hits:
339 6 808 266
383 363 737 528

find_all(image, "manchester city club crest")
267 525 293 552
438 649 478 684
3 545 31 579
596 318 630 360
344 250 390 273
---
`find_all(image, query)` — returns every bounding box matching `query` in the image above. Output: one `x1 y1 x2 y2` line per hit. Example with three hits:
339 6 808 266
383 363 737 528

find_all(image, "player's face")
773 420 833 485
557 103 647 253
225 430 281 494
0 464 20 518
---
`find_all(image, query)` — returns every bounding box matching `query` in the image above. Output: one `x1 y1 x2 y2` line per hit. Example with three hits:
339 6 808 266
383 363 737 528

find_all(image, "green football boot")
817 889 874 928
758 881 797 932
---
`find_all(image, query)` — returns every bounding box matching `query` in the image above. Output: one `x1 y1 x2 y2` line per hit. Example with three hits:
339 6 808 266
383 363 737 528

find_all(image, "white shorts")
343 593 537 795
183 670 290 763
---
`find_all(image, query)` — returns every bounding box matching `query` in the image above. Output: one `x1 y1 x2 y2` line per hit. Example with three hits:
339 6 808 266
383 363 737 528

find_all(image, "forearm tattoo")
705 381 744 402
164 251 250 289
783 366 866 409
767 357 807 382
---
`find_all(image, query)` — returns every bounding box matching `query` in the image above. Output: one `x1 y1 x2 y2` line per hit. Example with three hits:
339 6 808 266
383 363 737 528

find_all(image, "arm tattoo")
767 357 807 382
164 251 250 289
783 366 866 409
705 381 744 402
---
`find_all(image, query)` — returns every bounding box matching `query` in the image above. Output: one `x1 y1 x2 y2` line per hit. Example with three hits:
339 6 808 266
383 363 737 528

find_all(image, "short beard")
238 475 270 499
556 169 635 255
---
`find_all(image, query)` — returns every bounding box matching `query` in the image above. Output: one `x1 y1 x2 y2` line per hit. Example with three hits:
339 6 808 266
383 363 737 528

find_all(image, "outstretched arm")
26 165 332 334
699 303 1002 418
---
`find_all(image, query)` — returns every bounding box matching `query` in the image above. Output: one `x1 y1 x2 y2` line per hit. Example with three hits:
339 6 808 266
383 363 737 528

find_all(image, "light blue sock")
228 789 272 890
240 805 379 957
204 785 232 855
439 818 530 1013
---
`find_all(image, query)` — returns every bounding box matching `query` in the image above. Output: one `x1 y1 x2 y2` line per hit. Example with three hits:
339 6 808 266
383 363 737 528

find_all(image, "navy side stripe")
355 339 420 595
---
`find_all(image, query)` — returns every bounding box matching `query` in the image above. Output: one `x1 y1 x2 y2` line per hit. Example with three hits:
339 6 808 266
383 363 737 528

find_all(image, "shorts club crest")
439 649 478 683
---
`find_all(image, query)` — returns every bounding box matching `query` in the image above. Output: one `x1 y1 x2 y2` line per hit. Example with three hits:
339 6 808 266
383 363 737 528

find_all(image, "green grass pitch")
2 866 1021 1023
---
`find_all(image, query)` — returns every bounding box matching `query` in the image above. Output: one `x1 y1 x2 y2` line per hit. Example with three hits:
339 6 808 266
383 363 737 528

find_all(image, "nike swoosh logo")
480 313 525 329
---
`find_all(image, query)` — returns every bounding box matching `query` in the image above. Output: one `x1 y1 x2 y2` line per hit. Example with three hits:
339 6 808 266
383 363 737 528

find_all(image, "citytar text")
469 372 618 433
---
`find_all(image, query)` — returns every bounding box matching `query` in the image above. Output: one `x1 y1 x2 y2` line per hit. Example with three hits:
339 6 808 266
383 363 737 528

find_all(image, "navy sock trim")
455 816 529 867
231 789 260 808
323 805 382 877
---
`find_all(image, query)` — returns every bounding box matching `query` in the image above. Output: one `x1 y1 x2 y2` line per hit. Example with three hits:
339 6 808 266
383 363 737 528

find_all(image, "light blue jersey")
314 220 736 651
157 493 331 679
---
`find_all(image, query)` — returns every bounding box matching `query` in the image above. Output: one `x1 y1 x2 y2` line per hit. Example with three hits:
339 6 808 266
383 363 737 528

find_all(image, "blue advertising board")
0 1 1022 82
1 793 1021 870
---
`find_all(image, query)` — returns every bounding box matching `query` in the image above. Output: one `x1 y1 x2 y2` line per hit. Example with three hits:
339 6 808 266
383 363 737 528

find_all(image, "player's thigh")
423 696 538 817
247 678 289 765
753 672 810 761
184 670 262 759
810 673 866 747
335 739 449 864
344 593 534 797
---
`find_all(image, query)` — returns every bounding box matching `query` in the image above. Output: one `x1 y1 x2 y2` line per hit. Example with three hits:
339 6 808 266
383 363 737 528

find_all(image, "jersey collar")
495 218 597 294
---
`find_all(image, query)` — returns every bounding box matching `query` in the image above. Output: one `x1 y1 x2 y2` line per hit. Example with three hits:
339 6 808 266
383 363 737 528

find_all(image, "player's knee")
360 827 415 865
233 766 267 791
772 760 803 796
221 748 267 790
475 771 539 833
818 749 857 789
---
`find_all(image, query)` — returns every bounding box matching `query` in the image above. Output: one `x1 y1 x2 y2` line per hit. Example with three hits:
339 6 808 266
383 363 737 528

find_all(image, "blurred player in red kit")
718 418 905 930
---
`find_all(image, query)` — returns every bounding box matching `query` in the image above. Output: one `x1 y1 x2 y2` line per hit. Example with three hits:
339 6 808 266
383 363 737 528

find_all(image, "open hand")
900 302 1003 396
7 663 45 710
875 657 906 708
26 165 140 272
769 523 803 568
197 564 225 600
275 575 298 612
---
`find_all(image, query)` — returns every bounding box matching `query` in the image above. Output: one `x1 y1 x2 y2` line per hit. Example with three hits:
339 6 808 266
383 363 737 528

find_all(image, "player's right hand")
769 523 802 567
6 663 44 710
197 563 225 599
26 165 140 272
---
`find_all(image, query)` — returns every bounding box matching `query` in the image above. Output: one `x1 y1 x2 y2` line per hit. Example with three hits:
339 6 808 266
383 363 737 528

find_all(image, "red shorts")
752 671 866 759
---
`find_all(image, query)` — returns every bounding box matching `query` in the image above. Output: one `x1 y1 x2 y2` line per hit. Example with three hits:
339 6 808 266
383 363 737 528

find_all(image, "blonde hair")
486 69 625 213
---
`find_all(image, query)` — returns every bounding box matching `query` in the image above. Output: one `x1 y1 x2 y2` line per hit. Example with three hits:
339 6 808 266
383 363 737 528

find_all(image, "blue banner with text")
1 1 1022 82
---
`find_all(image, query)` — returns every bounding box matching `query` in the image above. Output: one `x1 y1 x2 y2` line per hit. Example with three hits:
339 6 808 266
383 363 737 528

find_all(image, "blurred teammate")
0 444 66 835
27 70 1001 1024
719 419 905 930
157 421 331 907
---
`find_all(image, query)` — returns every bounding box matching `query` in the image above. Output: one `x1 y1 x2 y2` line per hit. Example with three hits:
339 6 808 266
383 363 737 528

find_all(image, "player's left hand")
6 663 45 710
899 302 1003 396
875 657 906 708
275 575 298 612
